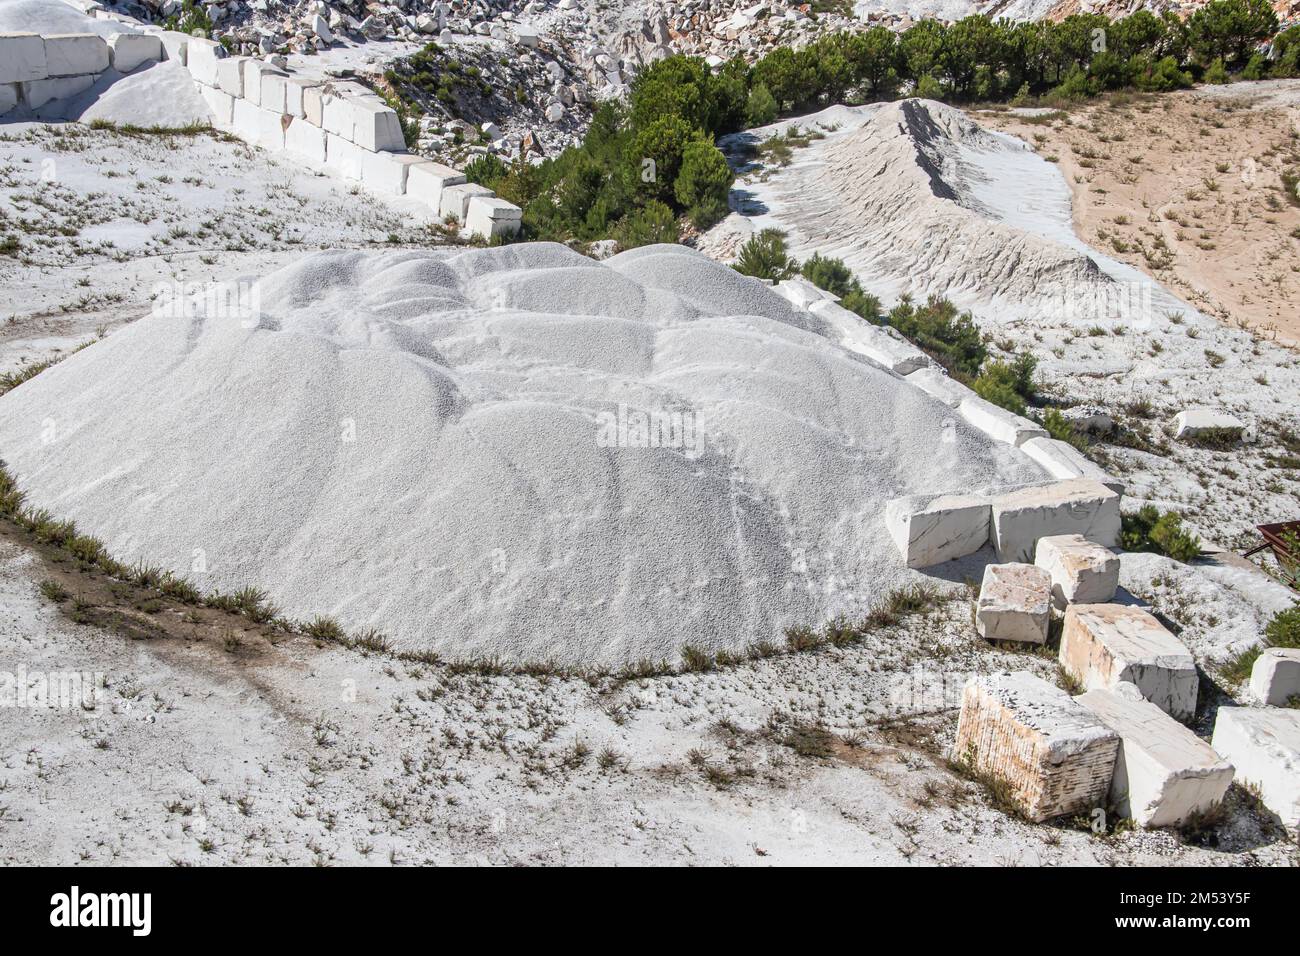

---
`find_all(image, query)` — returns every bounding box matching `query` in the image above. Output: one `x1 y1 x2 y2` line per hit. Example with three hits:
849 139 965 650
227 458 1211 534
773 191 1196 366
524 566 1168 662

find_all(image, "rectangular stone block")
240 57 279 106
1034 533 1119 608
808 300 931 375
324 132 366 180
259 71 288 113
1250 648 1300 706
42 34 109 77
885 492 989 569
0 83 17 115
350 98 406 151
1079 686 1234 828
284 115 327 166
361 150 428 195
284 78 318 119
774 276 835 311
197 83 234 127
977 563 1052 644
952 671 1119 823
958 395 1048 447
302 84 325 125
904 366 976 408
232 97 286 151
155 29 188 66
440 182 495 223
107 32 162 73
20 74 95 110
215 54 246 97
465 195 523 240
406 161 465 208
1021 436 1124 496
184 37 223 87
1060 603 1197 722
1211 707 1300 830
990 478 1121 563
0 33 48 84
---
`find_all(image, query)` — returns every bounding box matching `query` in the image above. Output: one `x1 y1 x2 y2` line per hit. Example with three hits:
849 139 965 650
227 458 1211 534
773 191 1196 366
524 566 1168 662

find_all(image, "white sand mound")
48 60 213 127
785 98 1103 302
0 243 1046 666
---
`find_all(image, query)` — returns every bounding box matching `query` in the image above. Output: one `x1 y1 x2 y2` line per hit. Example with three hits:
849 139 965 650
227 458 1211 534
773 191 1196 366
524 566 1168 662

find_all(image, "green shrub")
613 200 679 250
1043 408 1089 452
733 228 797 280
886 296 986 378
745 83 779 126
1121 505 1201 562
1204 57 1230 83
973 353 1037 416
674 139 734 229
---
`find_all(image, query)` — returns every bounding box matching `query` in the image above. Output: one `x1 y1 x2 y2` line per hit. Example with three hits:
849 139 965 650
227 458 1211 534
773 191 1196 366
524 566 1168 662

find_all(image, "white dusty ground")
2 84 1298 863
2 534 1295 866
702 94 1300 558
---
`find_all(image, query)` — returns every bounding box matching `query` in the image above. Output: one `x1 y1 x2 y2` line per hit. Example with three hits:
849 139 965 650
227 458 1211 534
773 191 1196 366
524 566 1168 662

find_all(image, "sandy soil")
981 82 1300 346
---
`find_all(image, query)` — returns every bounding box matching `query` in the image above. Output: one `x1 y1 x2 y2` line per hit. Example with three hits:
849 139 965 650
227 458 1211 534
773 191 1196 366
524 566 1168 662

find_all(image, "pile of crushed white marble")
0 243 1048 665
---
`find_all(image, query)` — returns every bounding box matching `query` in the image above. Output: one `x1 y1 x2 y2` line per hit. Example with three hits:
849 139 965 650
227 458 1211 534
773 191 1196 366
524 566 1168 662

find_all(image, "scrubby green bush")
745 83 779 126
733 228 798 280
674 139 734 229
613 200 679 250
887 296 986 378
1121 505 1202 562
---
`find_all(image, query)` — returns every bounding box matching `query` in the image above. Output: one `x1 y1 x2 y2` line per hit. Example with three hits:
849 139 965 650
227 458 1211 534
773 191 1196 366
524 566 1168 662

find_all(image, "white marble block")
952 671 1119 823
42 33 109 77
1249 648 1300 706
990 478 1121 563
0 33 49 84
976 563 1052 644
107 32 162 73
1079 686 1233 828
1211 707 1300 831
1060 603 1198 722
885 492 990 569
406 161 467 208
439 182 495 222
1034 533 1120 608
465 195 523 239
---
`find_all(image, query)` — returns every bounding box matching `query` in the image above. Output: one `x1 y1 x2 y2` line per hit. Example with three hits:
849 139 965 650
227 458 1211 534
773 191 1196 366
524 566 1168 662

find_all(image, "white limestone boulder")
903 366 975 409
241 58 283 107
774 276 835 311
361 151 428 195
323 132 366 180
958 395 1048 447
1020 436 1124 496
407 161 466 208
0 33 49 84
990 478 1121 563
976 563 1052 644
284 78 318 119
21 74 95 109
810 300 932 375
1211 707 1300 831
197 85 234 128
1173 408 1245 441
885 492 990 569
350 98 406 151
1059 603 1198 722
184 37 224 87
215 55 246 97
1249 648 1300 706
232 98 287 151
465 195 523 240
43 34 109 77
107 33 162 73
1078 685 1233 828
283 116 326 166
440 182 495 223
1034 534 1119 608
952 671 1120 823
